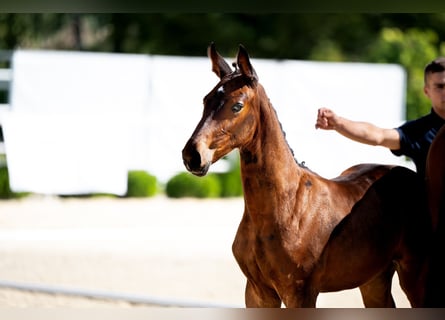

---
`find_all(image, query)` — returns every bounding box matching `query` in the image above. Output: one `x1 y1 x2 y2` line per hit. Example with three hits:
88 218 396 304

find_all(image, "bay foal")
182 44 431 307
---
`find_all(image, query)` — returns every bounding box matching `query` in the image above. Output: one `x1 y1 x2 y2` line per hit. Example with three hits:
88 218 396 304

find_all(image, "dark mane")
270 102 307 169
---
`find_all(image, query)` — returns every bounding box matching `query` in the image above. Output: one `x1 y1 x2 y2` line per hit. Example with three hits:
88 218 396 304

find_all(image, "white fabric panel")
4 50 152 195
10 50 151 114
252 58 411 178
2 112 129 195
2 49 411 195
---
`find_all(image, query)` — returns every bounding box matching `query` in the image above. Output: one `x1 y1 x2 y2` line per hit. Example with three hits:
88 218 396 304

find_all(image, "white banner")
2 50 412 195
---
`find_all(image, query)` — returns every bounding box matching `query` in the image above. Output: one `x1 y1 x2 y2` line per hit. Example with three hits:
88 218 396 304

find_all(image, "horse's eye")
231 103 244 113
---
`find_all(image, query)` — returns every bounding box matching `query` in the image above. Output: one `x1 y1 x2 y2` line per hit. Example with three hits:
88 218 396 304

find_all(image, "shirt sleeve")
390 127 405 157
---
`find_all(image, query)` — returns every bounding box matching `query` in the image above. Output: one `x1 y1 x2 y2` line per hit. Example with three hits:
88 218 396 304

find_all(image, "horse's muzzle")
182 140 211 176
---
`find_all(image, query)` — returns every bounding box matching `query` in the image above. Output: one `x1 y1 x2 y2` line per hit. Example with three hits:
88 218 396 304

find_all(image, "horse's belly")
315 262 388 293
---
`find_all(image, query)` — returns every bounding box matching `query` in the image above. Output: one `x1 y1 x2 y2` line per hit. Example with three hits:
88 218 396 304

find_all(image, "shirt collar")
430 108 445 124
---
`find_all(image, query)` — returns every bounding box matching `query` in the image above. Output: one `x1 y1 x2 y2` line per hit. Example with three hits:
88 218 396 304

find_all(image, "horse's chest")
232 219 312 287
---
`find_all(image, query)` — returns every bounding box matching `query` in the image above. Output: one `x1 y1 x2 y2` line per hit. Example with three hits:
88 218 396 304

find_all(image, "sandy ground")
0 195 411 308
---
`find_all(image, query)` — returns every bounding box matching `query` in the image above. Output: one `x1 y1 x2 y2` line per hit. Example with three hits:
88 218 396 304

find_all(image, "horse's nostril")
182 143 202 172
188 148 202 171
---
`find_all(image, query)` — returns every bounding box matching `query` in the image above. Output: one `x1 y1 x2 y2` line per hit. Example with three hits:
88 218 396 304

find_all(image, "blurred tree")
1 13 444 59
366 27 445 120
1 12 445 121
0 14 65 49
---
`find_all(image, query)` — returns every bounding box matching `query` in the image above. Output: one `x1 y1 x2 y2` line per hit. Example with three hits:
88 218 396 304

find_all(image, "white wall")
253 58 412 178
2 50 413 195
148 55 412 181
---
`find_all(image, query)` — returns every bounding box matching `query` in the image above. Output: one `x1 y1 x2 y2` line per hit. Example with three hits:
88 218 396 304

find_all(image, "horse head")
182 43 260 176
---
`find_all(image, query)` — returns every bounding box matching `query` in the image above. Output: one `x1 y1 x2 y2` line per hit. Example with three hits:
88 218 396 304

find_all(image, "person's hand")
315 108 338 130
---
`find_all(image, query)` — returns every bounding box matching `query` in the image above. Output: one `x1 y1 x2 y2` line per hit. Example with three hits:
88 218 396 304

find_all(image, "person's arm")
315 108 401 150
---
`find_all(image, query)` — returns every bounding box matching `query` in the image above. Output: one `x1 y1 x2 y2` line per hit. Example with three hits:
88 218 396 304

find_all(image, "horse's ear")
208 42 232 79
236 44 258 82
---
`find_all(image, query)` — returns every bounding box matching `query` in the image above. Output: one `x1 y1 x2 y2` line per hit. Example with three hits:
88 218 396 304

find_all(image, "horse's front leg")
284 293 318 307
245 280 282 307
280 281 318 308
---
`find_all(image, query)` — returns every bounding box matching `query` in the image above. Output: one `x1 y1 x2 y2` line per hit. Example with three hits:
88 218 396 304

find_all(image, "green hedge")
166 161 243 198
126 170 159 198
166 152 244 199
0 164 241 199
216 168 243 198
0 166 29 199
165 172 222 198
0 166 12 199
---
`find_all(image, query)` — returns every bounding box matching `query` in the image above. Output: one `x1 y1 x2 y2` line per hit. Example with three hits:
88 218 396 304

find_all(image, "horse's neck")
240 90 303 213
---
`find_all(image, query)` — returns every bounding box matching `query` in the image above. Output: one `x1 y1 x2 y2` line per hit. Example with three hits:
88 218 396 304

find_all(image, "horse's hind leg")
398 264 428 307
398 254 431 307
359 263 396 307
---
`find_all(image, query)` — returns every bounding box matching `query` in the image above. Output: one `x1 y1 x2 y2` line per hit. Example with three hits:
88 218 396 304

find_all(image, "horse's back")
333 163 393 182
330 163 394 198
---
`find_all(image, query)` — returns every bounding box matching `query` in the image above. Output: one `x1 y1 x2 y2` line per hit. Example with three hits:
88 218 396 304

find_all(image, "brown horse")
182 43 431 307
423 124 445 306
426 124 445 234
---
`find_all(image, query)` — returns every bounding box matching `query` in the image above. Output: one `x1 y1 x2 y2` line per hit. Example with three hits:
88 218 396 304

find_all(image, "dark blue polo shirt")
391 108 445 177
